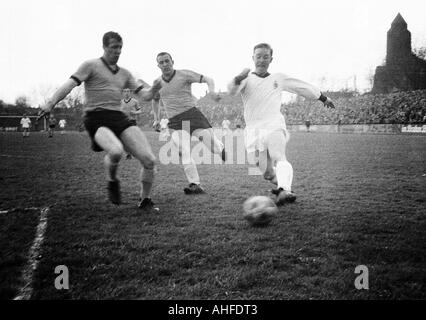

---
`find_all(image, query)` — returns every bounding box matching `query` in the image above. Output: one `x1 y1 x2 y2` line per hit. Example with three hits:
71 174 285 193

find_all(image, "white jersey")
236 72 321 152
59 119 66 128
238 72 321 129
222 119 231 129
20 117 31 128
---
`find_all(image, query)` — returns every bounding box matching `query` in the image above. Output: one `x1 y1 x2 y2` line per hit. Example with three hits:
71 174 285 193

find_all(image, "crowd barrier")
287 124 426 134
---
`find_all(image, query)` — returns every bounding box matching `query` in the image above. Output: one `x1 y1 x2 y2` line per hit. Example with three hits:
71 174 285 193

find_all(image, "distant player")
120 87 143 159
48 114 57 138
59 119 67 134
305 119 311 132
152 52 226 194
121 87 143 125
40 31 161 212
20 114 31 138
222 118 231 135
228 43 335 205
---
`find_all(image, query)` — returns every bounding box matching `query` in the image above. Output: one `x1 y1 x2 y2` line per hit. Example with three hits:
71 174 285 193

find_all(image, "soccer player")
40 31 162 212
120 87 143 159
152 52 226 194
59 118 67 134
47 114 57 138
228 43 335 205
20 114 31 138
222 118 231 135
305 119 311 132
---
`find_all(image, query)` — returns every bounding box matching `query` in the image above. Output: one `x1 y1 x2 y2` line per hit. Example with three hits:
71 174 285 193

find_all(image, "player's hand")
38 102 53 120
151 79 162 92
153 120 161 132
234 68 251 84
324 98 335 109
136 78 150 88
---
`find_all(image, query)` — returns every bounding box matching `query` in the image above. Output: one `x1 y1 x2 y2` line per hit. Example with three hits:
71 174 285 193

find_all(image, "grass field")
0 130 425 300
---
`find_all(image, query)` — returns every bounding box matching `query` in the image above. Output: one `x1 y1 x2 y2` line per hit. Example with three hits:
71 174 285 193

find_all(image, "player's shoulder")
272 72 290 80
119 65 132 75
179 69 200 77
82 58 101 67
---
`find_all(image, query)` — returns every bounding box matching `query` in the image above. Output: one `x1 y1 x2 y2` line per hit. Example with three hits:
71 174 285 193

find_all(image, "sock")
275 160 293 191
183 163 200 185
140 167 155 199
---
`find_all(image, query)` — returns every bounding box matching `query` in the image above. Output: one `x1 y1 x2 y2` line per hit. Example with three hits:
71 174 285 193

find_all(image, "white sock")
183 163 200 185
275 160 293 191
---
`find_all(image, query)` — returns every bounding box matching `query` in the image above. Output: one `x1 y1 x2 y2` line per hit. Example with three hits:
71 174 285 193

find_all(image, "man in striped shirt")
228 43 335 205
40 31 161 212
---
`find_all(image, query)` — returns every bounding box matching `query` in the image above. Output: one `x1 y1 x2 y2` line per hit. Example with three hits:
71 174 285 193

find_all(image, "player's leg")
171 130 204 194
193 128 226 162
120 126 159 212
266 130 296 204
94 127 125 205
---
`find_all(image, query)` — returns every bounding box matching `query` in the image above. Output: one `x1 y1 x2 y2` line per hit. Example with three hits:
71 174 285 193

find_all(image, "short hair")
253 43 273 56
156 52 173 61
103 31 122 47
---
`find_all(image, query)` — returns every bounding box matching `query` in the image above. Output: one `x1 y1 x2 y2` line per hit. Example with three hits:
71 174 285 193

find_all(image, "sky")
1 0 426 105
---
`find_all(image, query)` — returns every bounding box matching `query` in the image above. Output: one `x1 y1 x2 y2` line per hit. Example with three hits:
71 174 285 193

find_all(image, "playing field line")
13 207 50 300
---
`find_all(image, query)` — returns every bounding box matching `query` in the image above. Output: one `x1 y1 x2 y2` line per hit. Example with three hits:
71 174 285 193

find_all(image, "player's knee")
141 154 156 170
108 146 124 162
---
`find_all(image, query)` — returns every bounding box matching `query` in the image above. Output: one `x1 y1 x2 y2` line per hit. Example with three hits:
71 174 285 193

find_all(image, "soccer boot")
138 198 160 214
275 188 297 205
184 183 206 194
107 180 121 205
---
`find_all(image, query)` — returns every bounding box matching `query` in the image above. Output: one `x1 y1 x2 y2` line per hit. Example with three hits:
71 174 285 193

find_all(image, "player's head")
156 52 174 76
253 43 273 74
122 88 132 100
102 31 123 64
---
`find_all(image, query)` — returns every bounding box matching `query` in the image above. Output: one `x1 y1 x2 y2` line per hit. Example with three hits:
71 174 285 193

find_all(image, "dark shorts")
168 107 212 135
83 109 136 152
49 125 56 129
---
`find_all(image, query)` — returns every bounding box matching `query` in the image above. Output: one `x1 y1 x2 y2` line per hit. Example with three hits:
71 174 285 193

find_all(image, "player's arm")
200 75 221 101
41 61 91 117
134 78 162 101
151 96 162 131
41 79 78 116
228 68 250 96
281 75 335 109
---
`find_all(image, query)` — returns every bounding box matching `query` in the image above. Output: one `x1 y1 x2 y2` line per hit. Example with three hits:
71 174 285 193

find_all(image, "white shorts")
244 125 290 154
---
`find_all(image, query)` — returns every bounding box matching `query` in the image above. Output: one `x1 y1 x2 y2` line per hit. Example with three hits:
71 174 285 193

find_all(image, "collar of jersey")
252 72 270 78
100 57 120 74
124 98 132 103
162 70 176 83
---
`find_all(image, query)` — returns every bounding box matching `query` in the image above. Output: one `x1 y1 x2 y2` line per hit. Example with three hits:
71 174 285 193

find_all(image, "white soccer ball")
243 196 278 226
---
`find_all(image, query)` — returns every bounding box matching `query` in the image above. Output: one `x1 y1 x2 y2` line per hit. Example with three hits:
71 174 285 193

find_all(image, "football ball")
243 196 278 226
